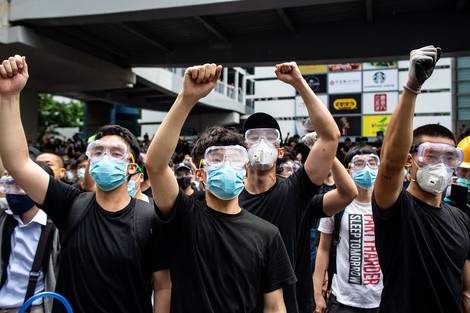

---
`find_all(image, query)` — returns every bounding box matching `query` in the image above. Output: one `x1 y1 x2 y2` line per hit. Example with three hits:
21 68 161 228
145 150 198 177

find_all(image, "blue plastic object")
18 291 73 313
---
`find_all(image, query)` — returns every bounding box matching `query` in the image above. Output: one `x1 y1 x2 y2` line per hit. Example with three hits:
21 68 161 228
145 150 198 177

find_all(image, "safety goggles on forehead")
86 140 134 163
350 154 380 171
411 142 463 168
245 128 281 146
0 175 26 195
204 145 249 169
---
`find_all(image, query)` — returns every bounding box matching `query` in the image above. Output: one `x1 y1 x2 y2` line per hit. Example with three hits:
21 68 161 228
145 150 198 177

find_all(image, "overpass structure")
0 0 469 138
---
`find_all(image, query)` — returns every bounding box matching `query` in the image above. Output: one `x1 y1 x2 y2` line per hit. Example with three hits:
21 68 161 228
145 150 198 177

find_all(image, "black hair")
94 125 140 163
191 126 246 168
35 160 54 177
77 154 88 164
412 124 457 149
37 151 65 168
343 145 377 168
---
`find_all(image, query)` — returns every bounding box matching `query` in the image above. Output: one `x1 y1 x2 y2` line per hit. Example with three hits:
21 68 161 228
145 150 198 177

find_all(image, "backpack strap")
60 192 95 248
133 199 157 252
23 219 54 311
333 209 345 249
326 209 345 290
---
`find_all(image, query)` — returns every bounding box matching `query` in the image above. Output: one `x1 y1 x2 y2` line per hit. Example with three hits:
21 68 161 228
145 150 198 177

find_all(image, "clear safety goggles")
0 175 26 195
245 128 281 146
411 142 463 168
349 154 380 171
203 145 249 169
280 161 301 172
86 140 134 163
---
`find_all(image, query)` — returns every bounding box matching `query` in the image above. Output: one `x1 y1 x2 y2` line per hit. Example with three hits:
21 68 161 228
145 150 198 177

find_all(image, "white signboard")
362 92 399 114
328 72 362 94
362 69 398 92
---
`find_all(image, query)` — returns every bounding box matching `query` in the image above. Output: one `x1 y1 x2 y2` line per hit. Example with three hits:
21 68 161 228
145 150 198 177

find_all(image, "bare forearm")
381 89 416 166
0 94 30 174
295 80 340 141
147 93 196 173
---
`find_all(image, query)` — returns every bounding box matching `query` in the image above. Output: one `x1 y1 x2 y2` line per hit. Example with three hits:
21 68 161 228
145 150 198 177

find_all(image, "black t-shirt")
372 189 470 313
239 167 321 313
41 177 168 313
159 190 296 313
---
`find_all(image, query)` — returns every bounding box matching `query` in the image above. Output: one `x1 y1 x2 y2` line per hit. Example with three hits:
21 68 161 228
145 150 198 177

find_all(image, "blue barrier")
19 291 73 313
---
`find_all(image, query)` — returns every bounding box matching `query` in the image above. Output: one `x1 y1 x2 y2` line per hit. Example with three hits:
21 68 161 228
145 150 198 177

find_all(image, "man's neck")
407 182 443 208
244 167 277 194
206 193 241 214
95 184 132 212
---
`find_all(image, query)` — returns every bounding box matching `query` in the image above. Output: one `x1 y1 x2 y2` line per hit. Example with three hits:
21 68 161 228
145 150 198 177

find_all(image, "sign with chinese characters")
362 92 398 114
328 72 362 94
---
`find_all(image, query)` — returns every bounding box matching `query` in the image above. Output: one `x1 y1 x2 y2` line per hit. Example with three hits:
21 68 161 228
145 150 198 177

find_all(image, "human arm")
275 62 340 186
152 269 171 313
184 154 198 174
145 64 222 218
313 231 333 313
322 158 357 216
0 55 49 205
81 159 96 191
263 288 286 313
462 259 470 312
374 46 441 212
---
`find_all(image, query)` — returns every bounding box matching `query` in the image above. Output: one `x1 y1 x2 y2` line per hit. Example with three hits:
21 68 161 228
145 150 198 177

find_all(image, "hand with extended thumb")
404 45 441 94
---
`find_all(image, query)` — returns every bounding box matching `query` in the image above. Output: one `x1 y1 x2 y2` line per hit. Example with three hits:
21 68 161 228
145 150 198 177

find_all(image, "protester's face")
36 153 65 180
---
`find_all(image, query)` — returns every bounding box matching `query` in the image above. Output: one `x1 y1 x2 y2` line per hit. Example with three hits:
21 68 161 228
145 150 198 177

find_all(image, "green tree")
37 94 84 139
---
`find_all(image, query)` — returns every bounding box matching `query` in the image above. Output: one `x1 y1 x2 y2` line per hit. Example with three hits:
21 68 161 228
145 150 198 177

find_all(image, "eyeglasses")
245 128 281 146
350 154 380 170
204 145 249 169
0 175 26 195
412 142 463 168
86 140 134 162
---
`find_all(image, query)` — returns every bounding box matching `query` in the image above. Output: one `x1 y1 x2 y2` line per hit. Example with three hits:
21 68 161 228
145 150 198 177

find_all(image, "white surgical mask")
412 160 453 195
247 139 278 171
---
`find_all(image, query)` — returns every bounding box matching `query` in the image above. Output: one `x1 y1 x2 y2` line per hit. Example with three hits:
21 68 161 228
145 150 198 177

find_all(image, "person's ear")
127 163 138 175
405 154 413 168
195 169 205 182
278 146 285 159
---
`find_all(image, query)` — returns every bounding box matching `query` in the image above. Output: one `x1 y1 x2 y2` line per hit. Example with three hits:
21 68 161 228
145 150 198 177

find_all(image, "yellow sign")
362 115 390 137
299 65 328 74
333 98 357 110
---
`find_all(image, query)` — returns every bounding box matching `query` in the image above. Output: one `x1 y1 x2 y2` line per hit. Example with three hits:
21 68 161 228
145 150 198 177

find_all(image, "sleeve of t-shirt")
40 176 83 229
307 194 328 224
372 188 406 226
285 166 321 211
262 230 297 293
155 188 195 227
317 215 334 234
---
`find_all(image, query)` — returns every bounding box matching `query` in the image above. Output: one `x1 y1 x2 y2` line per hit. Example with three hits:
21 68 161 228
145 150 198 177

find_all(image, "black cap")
175 163 192 172
243 112 282 139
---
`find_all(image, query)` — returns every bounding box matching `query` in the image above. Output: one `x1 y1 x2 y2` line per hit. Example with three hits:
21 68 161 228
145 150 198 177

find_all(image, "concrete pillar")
85 101 113 139
20 89 39 143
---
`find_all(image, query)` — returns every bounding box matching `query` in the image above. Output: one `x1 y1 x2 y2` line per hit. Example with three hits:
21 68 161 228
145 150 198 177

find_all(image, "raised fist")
404 45 441 94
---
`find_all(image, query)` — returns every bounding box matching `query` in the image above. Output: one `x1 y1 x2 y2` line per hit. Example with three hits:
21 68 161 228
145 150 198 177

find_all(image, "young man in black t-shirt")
146 63 296 313
372 45 470 312
0 56 170 313
240 62 343 313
